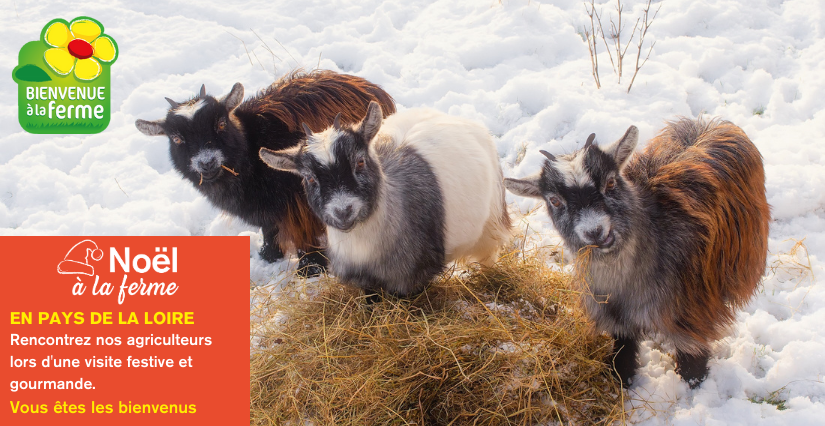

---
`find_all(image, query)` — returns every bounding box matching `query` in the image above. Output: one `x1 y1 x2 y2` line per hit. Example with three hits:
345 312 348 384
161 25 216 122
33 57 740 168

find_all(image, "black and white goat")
259 101 512 297
135 71 396 276
505 118 770 388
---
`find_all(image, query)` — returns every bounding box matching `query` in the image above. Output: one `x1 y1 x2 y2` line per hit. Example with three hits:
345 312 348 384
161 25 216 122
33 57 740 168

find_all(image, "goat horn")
539 150 556 162
199 84 206 98
165 97 179 108
584 133 596 149
333 112 342 130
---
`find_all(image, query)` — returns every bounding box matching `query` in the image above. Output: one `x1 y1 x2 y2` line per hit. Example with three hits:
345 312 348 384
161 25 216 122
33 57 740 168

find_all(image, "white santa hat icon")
57 239 104 276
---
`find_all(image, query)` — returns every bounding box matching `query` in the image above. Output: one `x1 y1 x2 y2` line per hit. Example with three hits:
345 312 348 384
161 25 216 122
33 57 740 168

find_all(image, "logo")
12 17 118 134
57 239 104 276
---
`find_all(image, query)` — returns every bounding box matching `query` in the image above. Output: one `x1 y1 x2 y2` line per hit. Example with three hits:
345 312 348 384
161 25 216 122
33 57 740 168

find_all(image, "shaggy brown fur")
242 69 397 133
625 118 770 349
276 193 327 253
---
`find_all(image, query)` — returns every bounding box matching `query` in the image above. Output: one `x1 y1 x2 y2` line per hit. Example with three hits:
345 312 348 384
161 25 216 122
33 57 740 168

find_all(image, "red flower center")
67 39 94 60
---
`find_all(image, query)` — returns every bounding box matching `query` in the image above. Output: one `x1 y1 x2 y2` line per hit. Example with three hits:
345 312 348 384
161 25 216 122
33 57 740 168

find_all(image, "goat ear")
360 101 383 142
584 133 597 149
222 83 244 111
333 112 342 130
259 147 301 175
302 122 313 137
135 119 166 136
504 174 543 199
604 125 638 168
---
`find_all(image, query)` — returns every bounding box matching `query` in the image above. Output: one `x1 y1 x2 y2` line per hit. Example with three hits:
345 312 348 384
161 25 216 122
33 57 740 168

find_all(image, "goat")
135 70 396 276
259 101 512 297
504 118 770 388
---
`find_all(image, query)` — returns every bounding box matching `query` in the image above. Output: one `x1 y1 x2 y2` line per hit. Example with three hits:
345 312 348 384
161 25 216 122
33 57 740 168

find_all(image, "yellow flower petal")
74 57 102 81
44 21 71 48
44 47 76 75
92 36 117 62
70 19 102 43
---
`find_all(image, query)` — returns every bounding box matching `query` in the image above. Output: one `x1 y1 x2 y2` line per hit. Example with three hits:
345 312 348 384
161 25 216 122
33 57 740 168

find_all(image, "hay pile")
250 252 624 425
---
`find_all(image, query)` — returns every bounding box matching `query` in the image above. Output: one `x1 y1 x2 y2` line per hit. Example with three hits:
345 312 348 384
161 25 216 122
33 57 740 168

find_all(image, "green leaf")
14 64 52 82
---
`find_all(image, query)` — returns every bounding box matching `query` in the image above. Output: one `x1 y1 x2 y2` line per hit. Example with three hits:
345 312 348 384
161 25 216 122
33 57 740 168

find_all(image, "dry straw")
251 250 624 425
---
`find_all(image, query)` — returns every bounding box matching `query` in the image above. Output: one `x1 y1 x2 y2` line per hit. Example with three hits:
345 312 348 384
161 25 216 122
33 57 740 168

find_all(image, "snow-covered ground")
2 0 824 423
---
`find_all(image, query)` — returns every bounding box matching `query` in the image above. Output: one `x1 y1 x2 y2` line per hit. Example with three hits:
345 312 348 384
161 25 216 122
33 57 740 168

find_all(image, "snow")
2 0 824 423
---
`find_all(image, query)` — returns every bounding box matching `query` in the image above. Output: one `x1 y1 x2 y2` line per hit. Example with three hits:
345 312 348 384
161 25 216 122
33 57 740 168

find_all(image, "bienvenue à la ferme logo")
12 16 118 134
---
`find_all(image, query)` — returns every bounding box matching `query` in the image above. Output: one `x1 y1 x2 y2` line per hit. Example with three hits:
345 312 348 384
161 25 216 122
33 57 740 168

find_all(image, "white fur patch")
324 192 364 221
306 128 340 166
381 108 506 262
574 209 611 243
554 152 592 187
189 148 225 173
174 99 205 120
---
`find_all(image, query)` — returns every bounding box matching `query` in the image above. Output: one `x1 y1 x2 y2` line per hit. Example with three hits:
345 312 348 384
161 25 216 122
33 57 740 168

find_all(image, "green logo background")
12 17 118 134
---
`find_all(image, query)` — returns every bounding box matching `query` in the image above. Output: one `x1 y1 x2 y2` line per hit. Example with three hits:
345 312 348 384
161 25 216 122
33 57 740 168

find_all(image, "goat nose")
334 205 353 221
205 158 218 168
584 226 604 244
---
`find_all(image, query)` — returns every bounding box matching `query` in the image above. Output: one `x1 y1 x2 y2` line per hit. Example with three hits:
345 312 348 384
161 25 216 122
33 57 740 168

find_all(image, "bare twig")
584 0 662 92
221 165 240 176
596 6 616 75
609 1 624 79
251 48 267 72
250 29 284 62
114 178 129 197
584 0 601 89
225 30 254 66
251 28 285 76
627 0 661 93
611 0 641 83
271 36 300 68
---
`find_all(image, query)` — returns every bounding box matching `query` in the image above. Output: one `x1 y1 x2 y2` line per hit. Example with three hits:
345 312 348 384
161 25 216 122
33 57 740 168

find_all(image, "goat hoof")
259 244 284 263
296 251 328 278
675 350 710 389
609 336 640 389
364 290 382 304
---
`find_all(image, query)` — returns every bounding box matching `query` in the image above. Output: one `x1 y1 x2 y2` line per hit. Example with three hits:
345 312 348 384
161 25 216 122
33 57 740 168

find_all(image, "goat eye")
605 177 617 191
355 158 366 172
549 196 562 208
172 135 183 144
217 119 227 131
306 176 315 185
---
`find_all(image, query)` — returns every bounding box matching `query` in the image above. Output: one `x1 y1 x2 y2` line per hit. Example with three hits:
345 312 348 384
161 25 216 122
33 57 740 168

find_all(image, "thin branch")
225 30 254 66
114 178 129 198
627 0 662 93
251 48 267 72
251 28 285 76
271 36 300 68
584 0 601 89
612 0 623 80
621 17 640 59
250 28 284 62
595 6 616 74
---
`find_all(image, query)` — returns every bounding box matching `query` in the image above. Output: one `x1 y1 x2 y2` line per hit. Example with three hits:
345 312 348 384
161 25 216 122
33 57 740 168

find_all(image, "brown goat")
504 117 770 387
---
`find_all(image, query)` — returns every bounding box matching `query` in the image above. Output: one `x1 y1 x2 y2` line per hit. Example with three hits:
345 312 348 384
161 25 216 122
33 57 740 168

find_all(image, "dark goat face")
259 101 384 231
505 127 639 255
135 83 246 186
